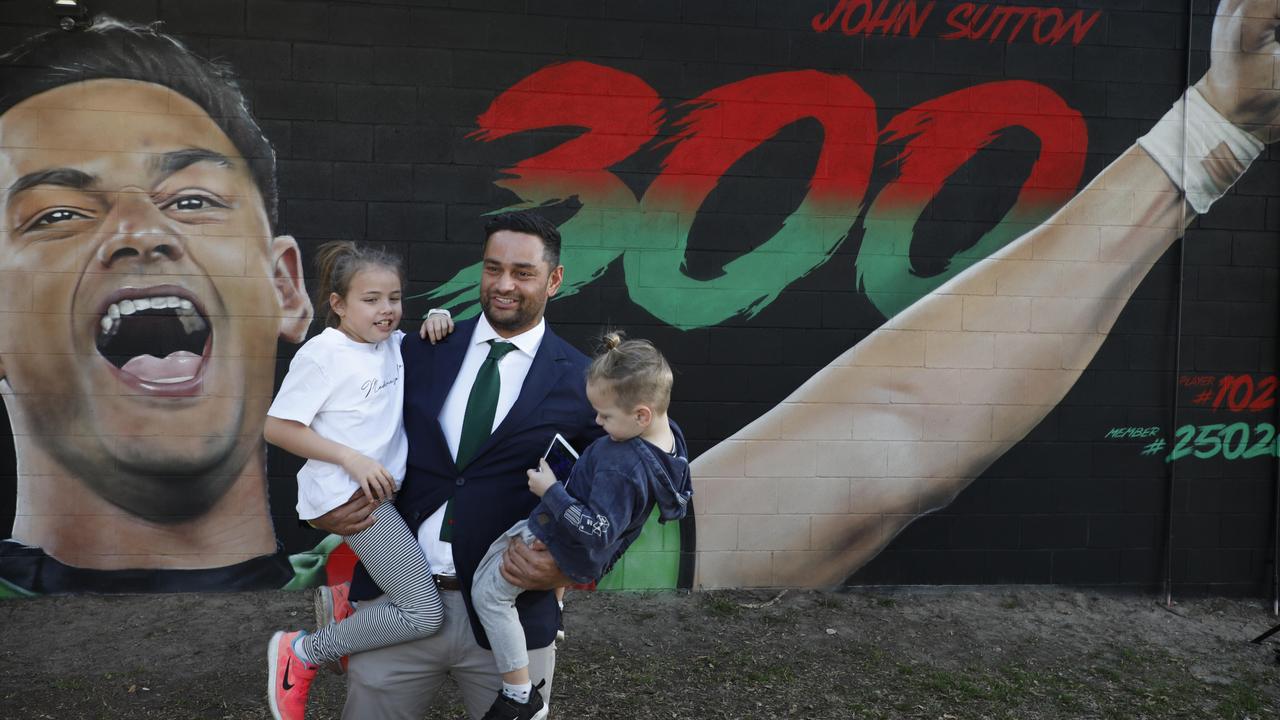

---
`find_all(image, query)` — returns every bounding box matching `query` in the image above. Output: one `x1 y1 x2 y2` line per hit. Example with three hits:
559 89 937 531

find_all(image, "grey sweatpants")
471 519 539 674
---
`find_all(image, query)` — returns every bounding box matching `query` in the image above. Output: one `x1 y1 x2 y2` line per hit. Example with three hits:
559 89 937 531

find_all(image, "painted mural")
0 0 1277 597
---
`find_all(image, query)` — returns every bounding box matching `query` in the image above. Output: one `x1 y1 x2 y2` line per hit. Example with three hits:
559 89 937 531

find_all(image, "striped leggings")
303 503 444 665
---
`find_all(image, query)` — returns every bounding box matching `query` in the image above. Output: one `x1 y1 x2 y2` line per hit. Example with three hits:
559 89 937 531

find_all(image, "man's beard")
482 293 543 334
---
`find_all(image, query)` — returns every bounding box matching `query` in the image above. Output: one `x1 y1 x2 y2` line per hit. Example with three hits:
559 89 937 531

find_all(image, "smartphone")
542 433 580 487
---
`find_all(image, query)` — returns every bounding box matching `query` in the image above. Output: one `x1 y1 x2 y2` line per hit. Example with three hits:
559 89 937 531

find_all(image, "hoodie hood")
631 419 693 523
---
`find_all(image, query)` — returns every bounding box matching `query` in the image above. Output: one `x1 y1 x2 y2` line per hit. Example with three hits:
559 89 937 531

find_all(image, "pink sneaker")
313 583 354 674
314 582 355 627
267 630 318 720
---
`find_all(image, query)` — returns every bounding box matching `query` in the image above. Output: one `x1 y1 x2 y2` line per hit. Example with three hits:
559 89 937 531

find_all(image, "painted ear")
271 235 313 343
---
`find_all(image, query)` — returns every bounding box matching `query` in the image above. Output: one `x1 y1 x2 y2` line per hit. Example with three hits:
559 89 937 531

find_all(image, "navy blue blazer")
349 317 601 651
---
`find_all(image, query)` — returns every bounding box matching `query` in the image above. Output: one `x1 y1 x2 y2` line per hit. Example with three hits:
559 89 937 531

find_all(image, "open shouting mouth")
95 285 212 395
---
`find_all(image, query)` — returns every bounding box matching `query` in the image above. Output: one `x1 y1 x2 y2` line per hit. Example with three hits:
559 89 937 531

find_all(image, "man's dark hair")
0 17 279 228
483 211 562 269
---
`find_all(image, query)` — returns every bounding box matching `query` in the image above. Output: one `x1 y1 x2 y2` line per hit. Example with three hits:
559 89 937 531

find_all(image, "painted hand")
1196 0 1280 142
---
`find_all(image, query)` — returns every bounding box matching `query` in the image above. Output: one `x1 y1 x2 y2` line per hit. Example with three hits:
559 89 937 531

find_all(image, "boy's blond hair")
586 331 673 414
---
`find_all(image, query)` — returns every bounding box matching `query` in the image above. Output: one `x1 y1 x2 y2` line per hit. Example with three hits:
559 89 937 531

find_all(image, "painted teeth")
97 295 207 338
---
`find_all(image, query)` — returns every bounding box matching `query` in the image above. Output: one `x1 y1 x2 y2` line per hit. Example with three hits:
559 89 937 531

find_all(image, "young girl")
264 242 447 720
471 333 693 720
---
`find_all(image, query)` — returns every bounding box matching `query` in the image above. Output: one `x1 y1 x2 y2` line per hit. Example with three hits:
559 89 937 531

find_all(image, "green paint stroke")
596 506 681 590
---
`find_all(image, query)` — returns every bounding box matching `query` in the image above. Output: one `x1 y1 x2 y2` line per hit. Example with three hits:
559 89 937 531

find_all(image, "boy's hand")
419 309 454 344
526 458 558 497
342 452 397 503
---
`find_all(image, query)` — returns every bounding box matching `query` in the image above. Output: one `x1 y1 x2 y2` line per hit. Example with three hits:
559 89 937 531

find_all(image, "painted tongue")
119 351 203 384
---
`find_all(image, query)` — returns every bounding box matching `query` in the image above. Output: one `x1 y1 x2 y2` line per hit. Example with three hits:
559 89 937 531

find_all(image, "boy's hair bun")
587 329 672 413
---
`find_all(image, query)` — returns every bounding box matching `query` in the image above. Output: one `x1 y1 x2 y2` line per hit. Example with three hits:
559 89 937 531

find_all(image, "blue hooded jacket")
527 420 693 584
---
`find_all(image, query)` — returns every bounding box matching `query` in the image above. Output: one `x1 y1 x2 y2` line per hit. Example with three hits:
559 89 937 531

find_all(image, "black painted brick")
757 0 830 31
368 202 446 243
293 43 373 83
949 515 1021 550
643 24 717 61
1004 43 1073 81
291 121 374 161
418 87 494 127
1020 515 1088 549
1199 195 1268 231
487 13 569 55
336 85 417 124
248 81 336 121
1089 514 1159 549
414 164 498 204
567 19 644 58
248 0 330 41
718 27 789 66
409 9 495 50
1052 549 1122 584
376 125 453 164
528 0 604 17
209 38 292 79
685 0 756 27
328 3 414 46
332 162 413 201
159 0 244 36
374 47 453 86
280 199 366 240
932 37 1003 76
604 0 682 22
1107 10 1181 48
276 160 333 199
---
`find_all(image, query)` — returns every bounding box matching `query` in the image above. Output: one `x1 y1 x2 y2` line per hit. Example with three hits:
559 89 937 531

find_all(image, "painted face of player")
479 229 563 338
0 79 311 521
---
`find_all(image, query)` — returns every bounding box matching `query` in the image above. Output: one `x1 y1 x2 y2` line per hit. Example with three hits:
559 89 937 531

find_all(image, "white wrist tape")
1136 86 1264 214
426 307 451 317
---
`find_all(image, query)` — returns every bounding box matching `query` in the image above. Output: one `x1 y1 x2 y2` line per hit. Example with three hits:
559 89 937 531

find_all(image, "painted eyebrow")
151 148 235 178
7 168 96 204
7 148 234 206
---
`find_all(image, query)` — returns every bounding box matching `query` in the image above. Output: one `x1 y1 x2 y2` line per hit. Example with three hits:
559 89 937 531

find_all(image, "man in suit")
310 211 600 720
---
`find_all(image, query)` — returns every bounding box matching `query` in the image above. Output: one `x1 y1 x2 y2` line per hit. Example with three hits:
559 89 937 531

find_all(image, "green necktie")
441 339 519 542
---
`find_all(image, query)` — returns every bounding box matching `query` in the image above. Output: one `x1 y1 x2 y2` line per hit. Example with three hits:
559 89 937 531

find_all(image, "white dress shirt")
416 313 546 575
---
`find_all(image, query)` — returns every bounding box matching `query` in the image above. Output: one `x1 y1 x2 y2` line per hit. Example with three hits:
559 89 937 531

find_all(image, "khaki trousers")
343 588 555 720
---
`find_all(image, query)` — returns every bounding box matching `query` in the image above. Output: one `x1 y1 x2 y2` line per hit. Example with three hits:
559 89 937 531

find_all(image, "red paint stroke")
874 80 1086 214
325 542 358 586
470 61 664 204
645 70 878 216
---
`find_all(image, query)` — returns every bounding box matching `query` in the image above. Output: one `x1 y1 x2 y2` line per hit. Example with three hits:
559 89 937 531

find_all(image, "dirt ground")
2 586 1278 719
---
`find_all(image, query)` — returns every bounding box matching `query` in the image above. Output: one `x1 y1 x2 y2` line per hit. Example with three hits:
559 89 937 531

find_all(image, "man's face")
0 79 310 521
479 229 563 338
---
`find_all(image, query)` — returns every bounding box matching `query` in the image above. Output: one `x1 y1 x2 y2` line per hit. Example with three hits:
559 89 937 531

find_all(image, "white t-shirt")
268 327 408 520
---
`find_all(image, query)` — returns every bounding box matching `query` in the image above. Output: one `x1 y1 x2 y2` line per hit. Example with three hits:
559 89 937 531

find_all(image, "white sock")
291 633 314 666
502 681 532 704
